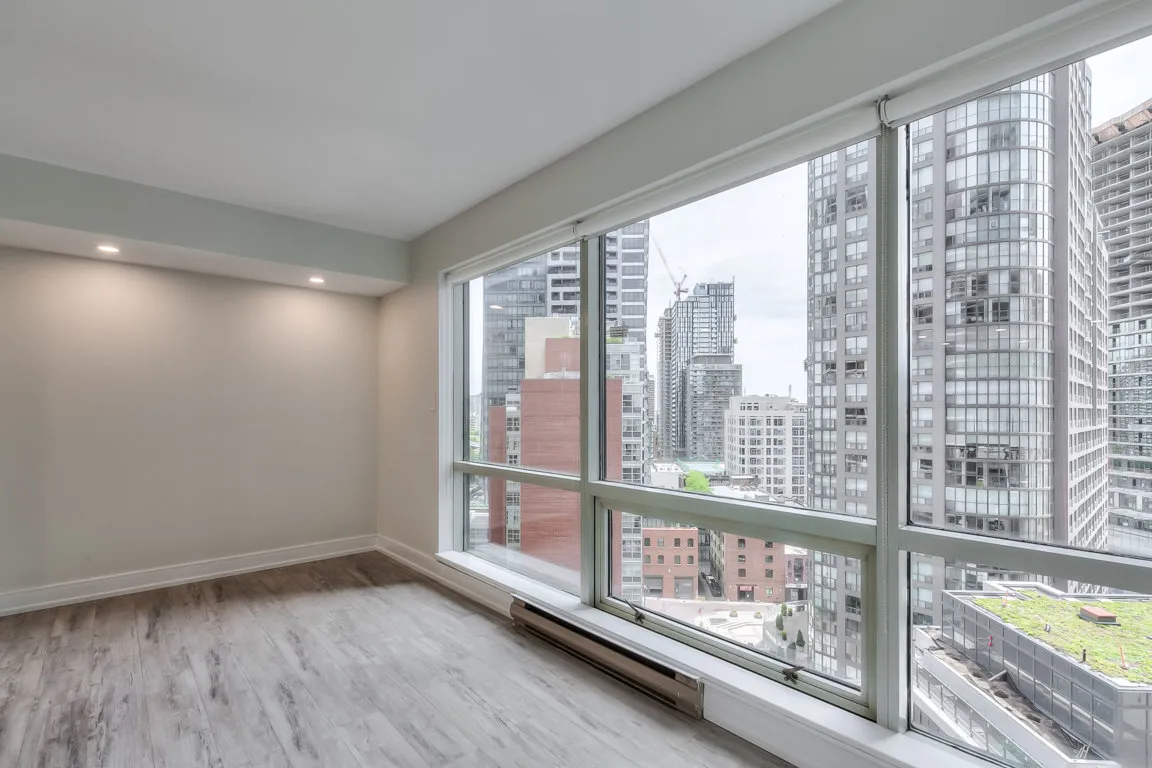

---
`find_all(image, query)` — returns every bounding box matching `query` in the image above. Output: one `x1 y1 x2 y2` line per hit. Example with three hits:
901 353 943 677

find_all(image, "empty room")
2 1 1152 767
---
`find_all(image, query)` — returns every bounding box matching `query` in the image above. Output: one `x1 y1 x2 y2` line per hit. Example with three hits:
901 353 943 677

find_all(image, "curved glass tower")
806 63 1109 681
917 64 1107 554
938 73 1060 543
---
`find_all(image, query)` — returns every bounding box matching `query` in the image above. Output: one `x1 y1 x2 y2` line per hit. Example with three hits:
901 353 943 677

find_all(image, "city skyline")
467 37 1152 402
461 33 1152 768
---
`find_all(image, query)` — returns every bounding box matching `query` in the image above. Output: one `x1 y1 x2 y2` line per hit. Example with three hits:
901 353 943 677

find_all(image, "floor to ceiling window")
896 42 1152 768
448 29 1152 768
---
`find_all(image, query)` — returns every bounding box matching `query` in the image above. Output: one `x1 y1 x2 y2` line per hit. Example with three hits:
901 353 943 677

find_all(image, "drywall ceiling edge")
0 153 410 286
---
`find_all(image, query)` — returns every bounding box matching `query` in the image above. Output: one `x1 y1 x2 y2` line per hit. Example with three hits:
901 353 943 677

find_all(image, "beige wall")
0 248 378 593
377 276 441 554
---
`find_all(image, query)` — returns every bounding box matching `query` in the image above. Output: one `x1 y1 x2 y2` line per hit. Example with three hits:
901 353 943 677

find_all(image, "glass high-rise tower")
805 62 1109 681
1092 98 1152 559
656 281 738 460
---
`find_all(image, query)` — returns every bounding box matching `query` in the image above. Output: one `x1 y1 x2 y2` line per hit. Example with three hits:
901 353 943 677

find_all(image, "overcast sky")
471 37 1152 399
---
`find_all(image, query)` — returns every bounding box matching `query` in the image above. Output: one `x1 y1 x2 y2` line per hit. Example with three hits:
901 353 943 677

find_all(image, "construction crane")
653 240 688 301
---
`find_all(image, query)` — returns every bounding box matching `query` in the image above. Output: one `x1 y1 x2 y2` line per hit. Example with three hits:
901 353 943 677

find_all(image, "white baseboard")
375 535 512 616
0 534 379 617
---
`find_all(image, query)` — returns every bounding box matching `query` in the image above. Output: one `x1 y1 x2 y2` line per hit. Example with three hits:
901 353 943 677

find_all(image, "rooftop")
918 629 1097 761
710 486 760 501
1109 508 1152 522
1092 97 1152 144
968 590 1152 685
676 460 726 475
709 485 807 509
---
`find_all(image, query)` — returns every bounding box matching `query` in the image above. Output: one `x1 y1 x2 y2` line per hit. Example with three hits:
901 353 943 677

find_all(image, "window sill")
434 550 990 768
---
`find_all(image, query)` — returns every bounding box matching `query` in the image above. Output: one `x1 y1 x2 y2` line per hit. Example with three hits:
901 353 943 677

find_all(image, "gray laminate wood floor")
0 552 792 768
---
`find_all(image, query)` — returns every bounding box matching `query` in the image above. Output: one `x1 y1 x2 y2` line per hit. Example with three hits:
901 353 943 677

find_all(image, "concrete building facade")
685 356 743 461
479 228 651 598
1092 98 1152 559
723 395 808 502
711 534 786 604
641 527 700 599
481 225 650 464
486 330 622 572
657 281 737 460
804 63 1110 683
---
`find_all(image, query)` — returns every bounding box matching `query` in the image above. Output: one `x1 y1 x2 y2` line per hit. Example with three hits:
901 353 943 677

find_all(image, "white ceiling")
0 0 838 241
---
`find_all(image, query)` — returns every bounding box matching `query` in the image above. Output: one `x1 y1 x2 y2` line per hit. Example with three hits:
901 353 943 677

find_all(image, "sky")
470 36 1152 399
648 165 808 399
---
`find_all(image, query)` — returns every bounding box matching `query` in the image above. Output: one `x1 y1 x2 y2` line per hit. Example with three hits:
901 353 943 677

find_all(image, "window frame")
440 22 1152 754
449 177 884 714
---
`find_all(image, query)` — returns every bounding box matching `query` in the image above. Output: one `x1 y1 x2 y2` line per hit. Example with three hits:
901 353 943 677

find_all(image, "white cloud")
649 164 810 399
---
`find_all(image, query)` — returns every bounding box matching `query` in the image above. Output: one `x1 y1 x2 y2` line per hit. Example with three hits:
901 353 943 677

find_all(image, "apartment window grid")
447 42 1152 768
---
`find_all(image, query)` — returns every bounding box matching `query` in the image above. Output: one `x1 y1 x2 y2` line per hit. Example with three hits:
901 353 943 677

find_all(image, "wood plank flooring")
0 552 792 768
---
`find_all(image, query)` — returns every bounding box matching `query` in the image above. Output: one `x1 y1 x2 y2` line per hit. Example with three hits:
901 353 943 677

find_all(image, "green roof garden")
971 592 1152 685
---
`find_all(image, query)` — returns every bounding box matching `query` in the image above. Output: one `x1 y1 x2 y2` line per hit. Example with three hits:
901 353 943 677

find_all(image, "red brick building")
641 526 699 599
488 335 622 574
712 534 786 603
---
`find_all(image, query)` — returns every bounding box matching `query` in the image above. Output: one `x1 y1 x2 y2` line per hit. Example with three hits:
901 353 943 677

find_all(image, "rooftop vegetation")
684 470 712 493
971 593 1152 684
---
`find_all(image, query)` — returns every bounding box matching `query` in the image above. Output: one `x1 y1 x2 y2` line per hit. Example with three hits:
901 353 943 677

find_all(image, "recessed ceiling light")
995 328 1007 333
309 276 326 284
97 244 120 254
489 304 504 310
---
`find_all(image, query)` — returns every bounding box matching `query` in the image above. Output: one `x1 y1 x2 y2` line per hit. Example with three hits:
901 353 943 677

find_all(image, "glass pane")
605 140 879 519
609 510 864 690
909 552 1151 768
468 245 581 474
466 475 580 594
903 36 1152 559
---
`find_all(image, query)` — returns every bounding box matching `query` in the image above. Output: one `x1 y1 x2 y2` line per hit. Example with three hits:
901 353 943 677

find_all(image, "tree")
775 614 785 631
795 629 806 648
684 470 711 493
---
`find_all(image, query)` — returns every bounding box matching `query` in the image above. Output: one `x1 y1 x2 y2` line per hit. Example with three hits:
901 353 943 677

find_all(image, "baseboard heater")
510 596 703 718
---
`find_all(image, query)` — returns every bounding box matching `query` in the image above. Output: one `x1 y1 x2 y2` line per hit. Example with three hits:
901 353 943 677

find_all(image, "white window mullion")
898 526 1152 595
873 121 907 731
588 479 876 548
594 496 873 561
453 460 582 494
594 505 872 714
580 235 604 606
443 278 467 553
